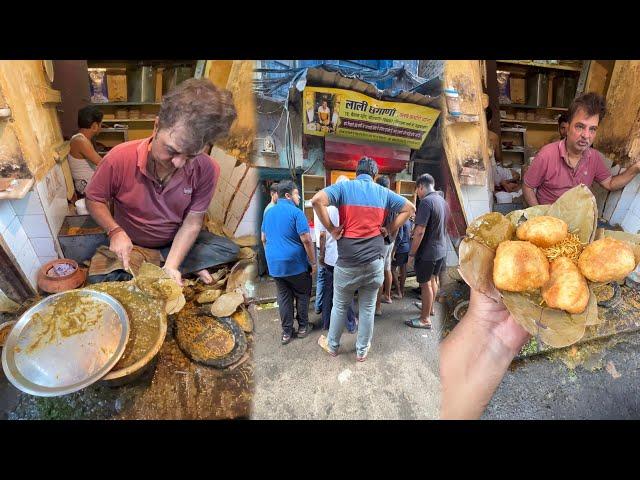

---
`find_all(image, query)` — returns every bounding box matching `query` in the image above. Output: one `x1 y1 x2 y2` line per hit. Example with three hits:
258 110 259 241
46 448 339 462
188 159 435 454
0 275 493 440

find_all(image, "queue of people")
261 156 456 364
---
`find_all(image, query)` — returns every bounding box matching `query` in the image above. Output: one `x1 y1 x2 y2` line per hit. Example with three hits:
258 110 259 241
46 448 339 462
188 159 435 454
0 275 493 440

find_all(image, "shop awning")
324 136 410 174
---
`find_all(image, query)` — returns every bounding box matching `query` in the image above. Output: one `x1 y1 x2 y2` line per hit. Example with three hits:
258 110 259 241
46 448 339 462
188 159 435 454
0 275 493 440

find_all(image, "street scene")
2 59 640 420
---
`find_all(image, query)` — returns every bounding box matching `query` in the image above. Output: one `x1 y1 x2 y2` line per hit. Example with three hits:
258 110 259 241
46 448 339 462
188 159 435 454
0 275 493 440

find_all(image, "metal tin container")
162 65 194 95
57 215 107 264
526 73 549 107
126 65 157 103
553 76 577 108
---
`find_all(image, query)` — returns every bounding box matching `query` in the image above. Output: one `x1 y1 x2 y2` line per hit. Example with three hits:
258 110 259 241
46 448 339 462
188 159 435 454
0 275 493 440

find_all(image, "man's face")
566 108 599 154
271 192 278 203
151 125 202 170
416 184 427 200
559 121 568 139
322 101 328 108
287 189 300 206
92 121 102 135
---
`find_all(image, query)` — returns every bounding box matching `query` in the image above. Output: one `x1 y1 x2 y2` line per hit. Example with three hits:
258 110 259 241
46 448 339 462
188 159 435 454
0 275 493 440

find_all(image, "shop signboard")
303 86 440 150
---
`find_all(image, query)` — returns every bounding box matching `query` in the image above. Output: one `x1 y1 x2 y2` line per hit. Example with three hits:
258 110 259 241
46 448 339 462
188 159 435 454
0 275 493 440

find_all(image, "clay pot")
37 259 86 294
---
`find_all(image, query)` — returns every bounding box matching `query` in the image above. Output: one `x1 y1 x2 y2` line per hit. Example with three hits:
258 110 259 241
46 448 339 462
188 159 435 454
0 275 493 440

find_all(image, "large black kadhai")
174 303 247 369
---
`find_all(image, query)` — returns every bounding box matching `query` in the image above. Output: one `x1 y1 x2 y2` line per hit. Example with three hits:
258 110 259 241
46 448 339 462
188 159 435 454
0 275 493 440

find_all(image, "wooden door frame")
0 238 34 304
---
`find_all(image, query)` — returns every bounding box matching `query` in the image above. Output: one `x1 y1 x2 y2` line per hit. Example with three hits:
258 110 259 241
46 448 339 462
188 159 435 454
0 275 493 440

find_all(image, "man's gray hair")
158 78 237 153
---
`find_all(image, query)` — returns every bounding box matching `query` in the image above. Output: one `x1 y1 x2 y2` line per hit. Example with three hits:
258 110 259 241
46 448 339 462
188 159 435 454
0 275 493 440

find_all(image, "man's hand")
319 256 327 269
440 288 530 419
310 262 317 276
462 289 530 353
380 226 388 238
330 224 344 241
109 231 133 270
162 265 183 287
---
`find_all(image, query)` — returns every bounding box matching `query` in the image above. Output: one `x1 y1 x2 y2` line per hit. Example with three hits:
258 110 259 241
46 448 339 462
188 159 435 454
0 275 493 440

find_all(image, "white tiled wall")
610 172 640 227
621 190 640 234
36 164 68 250
235 190 259 238
0 201 16 234
0 165 67 290
0 201 39 290
461 184 491 223
602 165 622 222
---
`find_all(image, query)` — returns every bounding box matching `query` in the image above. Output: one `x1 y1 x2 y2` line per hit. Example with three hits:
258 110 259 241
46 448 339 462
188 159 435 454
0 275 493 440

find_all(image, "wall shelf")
99 127 129 133
0 178 35 200
102 118 155 123
447 114 480 123
501 119 557 126
496 60 583 72
91 102 161 106
499 103 568 111
396 180 416 206
302 175 326 223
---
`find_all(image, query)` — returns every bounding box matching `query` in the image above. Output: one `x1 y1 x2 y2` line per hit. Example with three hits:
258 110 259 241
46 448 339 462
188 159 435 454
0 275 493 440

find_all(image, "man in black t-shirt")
406 173 448 329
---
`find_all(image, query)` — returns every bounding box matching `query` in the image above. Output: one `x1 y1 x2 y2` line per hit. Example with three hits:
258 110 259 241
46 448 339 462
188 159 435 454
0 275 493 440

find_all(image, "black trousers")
274 271 312 336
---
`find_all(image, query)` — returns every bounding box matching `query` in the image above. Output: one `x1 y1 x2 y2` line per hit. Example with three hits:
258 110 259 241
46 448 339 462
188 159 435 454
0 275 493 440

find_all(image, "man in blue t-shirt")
261 180 316 345
312 157 416 361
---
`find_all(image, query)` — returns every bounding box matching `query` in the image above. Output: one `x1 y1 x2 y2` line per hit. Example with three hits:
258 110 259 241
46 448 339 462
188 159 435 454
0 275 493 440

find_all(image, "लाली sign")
303 86 440 150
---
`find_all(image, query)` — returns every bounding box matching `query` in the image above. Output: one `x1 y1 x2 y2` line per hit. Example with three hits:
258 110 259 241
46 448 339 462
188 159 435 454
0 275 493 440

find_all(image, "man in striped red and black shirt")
312 157 415 361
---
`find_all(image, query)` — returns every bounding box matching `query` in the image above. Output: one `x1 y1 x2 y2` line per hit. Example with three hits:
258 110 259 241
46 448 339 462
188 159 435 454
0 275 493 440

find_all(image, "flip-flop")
404 318 432 329
317 335 337 356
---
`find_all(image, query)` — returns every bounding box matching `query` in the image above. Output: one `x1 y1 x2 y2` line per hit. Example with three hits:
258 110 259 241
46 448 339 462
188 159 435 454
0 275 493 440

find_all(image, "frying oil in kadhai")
25 292 105 353
175 303 235 362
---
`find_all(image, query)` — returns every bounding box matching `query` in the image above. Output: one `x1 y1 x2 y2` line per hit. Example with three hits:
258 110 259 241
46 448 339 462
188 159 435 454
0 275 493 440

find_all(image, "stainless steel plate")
1 289 129 397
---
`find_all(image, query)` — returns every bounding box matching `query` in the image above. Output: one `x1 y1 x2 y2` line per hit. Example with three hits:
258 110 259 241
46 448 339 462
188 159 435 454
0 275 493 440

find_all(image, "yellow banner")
303 86 440 149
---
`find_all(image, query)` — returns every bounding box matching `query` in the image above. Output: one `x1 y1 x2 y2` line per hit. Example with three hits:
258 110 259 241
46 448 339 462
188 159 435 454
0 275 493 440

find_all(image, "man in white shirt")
318 99 331 127
68 106 104 195
314 175 357 332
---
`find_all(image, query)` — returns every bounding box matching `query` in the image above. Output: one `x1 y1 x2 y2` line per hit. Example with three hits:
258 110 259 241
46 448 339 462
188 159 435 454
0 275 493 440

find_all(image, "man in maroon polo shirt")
523 92 640 206
85 79 240 285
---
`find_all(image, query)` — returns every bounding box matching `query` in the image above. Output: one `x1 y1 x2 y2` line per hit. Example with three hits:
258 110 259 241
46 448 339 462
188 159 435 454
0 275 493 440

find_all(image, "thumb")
121 252 130 270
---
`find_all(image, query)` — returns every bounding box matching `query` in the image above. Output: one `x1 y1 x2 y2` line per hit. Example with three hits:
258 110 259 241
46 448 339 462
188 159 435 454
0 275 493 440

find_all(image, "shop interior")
484 60 615 214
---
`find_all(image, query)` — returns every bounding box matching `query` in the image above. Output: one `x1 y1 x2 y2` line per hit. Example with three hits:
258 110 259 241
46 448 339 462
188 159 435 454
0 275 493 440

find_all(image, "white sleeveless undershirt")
67 133 97 195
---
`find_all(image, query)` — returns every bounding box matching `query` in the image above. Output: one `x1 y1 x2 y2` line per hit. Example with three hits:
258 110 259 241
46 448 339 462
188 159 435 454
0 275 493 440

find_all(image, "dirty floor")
482 330 640 420
1 313 253 420
251 278 441 420
436 291 640 420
